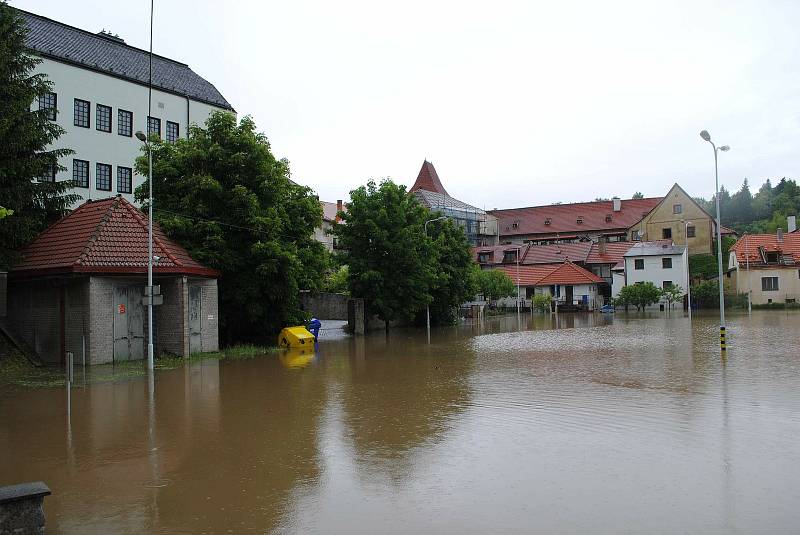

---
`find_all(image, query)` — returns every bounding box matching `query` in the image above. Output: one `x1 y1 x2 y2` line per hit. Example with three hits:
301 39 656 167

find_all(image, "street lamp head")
718 145 730 152
135 131 147 142
699 130 711 142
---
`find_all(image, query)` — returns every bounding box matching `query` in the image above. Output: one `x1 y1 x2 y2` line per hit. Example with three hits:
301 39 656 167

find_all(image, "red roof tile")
494 261 604 286
490 197 662 236
730 233 800 264
410 160 449 196
12 197 218 277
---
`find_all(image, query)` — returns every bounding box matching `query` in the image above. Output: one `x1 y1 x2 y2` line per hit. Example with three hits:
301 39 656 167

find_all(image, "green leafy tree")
632 191 644 199
661 284 683 309
424 217 478 325
532 293 552 312
333 180 434 330
692 280 720 308
323 265 349 294
475 268 516 306
0 206 13 219
134 111 327 344
617 282 662 311
0 2 77 270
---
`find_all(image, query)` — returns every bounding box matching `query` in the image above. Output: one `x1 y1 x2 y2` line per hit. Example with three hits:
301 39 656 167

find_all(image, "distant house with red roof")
493 260 605 311
314 199 344 252
728 231 800 305
489 196 661 245
410 161 499 247
5 196 219 365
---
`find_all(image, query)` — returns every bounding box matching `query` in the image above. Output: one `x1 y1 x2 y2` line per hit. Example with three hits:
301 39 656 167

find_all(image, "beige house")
627 184 716 255
728 231 800 305
314 200 343 252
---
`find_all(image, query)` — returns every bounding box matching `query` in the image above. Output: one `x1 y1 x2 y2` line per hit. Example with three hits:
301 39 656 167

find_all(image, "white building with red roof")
728 230 800 305
5 196 219 364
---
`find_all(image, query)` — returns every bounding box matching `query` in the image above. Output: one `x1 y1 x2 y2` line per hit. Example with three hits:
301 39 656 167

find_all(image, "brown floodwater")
2 311 800 534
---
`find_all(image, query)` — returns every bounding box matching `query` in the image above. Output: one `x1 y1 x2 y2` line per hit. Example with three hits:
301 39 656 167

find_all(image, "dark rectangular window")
72 159 89 188
96 104 112 132
74 99 90 128
166 121 179 143
503 250 518 263
687 225 696 238
38 92 57 121
662 281 673 290
147 116 161 138
673 204 682 214
117 166 132 194
118 109 133 137
761 277 779 291
662 258 672 269
478 253 491 264
634 259 644 270
96 163 111 191
38 163 56 182
662 227 672 239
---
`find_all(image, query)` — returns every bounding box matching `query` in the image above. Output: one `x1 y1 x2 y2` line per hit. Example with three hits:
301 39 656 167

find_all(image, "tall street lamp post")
424 215 447 343
133 0 156 371
684 220 694 321
699 130 730 352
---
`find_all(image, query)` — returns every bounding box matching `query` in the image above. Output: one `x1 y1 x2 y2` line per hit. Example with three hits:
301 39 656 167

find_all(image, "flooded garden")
1 311 799 534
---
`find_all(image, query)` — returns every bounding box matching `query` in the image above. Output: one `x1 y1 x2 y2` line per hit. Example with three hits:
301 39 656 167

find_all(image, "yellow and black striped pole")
720 326 727 353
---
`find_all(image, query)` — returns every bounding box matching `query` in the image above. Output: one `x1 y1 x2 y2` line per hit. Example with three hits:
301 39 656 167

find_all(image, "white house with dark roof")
18 8 235 206
620 242 688 304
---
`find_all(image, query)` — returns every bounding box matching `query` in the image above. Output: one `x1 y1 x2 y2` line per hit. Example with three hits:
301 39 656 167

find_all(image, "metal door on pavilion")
189 285 202 354
113 285 145 361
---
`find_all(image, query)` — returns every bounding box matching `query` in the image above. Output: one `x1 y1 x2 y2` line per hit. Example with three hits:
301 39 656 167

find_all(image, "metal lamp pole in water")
133 0 155 370
699 130 730 352
684 220 693 321
424 216 447 343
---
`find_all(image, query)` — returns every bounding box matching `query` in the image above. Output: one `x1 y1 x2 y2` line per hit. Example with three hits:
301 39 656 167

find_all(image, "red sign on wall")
118 304 126 314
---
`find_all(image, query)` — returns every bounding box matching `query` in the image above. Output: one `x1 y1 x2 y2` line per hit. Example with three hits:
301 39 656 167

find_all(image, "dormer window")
512 221 519 229
577 216 583 225
766 252 779 263
503 250 518 263
544 218 552 225
605 214 612 222
478 252 491 264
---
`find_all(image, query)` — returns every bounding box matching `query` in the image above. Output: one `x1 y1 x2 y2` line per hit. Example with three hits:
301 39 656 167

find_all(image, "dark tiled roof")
413 189 485 214
12 197 218 277
410 160 449 196
18 9 234 110
490 197 662 237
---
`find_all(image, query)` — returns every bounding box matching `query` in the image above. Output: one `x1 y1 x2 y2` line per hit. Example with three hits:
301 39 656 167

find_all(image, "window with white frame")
38 92 57 120
117 166 132 193
761 277 779 291
634 259 644 270
662 257 672 269
96 163 111 191
73 159 89 188
74 99 90 128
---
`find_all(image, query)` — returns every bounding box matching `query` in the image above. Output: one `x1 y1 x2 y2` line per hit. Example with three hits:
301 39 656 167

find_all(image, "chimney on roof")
598 236 607 255
612 197 621 212
336 199 343 222
788 215 797 233
777 228 784 243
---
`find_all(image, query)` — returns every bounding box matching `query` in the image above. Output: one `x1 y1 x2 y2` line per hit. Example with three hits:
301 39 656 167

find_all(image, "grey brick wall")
7 280 60 363
88 276 115 364
191 278 218 353
157 276 187 356
64 281 89 366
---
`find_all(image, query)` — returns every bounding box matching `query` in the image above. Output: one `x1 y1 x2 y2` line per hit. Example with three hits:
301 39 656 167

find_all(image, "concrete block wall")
6 280 60 363
156 276 188 356
300 292 349 320
64 281 89 366
88 276 115 364
193 278 219 353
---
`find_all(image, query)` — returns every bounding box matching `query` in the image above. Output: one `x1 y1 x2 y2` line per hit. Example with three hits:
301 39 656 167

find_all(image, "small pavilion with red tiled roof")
6 196 219 365
493 260 605 311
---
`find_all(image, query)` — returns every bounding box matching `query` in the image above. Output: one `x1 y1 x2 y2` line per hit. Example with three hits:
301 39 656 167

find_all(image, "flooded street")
2 311 800 534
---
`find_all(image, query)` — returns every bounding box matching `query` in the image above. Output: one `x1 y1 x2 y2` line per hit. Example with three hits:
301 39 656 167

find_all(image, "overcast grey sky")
14 0 800 207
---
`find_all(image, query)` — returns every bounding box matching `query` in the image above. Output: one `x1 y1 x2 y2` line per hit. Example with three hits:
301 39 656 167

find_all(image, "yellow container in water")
277 326 315 348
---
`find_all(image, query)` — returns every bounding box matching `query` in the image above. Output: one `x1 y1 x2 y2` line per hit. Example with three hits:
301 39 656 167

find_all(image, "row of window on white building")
37 92 180 141
40 159 135 194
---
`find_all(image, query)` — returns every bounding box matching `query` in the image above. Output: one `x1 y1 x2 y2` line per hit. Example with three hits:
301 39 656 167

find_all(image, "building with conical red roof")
409 160 499 246
4 196 219 364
